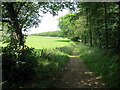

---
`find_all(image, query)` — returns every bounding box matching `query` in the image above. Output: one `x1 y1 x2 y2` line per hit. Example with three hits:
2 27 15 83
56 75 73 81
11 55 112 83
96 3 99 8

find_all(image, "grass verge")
78 43 119 88
23 45 75 88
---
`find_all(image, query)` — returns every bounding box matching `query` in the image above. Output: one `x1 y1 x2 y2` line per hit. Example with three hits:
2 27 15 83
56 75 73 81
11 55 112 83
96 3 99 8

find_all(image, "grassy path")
54 48 107 88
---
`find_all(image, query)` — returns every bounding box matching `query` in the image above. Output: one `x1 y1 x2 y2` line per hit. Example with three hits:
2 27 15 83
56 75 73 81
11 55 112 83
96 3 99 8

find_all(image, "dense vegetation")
58 2 120 54
1 2 119 88
2 43 75 88
31 31 62 37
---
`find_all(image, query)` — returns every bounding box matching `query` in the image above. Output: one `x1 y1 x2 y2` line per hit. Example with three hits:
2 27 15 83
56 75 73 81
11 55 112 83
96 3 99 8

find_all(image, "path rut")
55 48 107 88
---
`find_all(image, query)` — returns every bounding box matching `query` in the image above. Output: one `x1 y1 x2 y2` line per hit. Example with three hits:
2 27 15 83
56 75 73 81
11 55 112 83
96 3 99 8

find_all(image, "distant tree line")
31 31 62 37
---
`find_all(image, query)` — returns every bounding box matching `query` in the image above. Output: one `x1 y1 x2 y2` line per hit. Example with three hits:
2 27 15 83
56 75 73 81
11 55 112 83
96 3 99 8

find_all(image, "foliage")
58 13 80 41
31 31 62 37
78 43 119 88
22 45 75 88
2 35 75 88
2 2 42 47
2 45 39 88
56 45 75 55
58 2 120 54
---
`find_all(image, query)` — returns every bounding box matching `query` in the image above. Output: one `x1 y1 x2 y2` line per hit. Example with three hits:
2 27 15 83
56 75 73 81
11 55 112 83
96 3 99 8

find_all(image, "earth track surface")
54 48 107 88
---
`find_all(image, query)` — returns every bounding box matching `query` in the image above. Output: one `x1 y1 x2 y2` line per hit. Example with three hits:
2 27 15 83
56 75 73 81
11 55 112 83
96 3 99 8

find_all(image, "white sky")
25 9 70 35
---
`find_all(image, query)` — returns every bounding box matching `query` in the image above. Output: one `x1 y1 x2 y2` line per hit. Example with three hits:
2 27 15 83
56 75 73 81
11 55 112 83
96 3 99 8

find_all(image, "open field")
25 36 72 49
1 36 73 49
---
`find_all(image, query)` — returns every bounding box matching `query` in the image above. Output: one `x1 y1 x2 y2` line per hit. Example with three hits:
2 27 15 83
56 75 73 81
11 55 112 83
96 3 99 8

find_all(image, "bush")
56 44 75 55
2 45 39 88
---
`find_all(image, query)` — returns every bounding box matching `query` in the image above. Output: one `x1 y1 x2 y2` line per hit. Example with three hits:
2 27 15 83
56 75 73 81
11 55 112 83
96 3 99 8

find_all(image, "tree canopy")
58 2 120 54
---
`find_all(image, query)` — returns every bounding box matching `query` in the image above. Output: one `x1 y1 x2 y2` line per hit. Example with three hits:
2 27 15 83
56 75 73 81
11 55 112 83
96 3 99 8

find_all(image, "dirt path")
54 48 107 88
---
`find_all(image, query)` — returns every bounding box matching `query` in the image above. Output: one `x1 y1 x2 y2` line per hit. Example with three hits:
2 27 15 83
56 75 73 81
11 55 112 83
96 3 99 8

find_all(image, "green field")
25 36 72 49
1 36 72 49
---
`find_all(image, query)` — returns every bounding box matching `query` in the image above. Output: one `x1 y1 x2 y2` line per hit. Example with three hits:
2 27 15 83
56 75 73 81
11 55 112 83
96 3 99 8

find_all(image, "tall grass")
23 45 75 88
78 43 119 88
56 43 75 55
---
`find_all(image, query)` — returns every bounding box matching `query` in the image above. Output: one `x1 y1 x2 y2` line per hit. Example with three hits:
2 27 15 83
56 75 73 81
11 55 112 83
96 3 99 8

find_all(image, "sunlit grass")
25 36 72 49
1 36 72 49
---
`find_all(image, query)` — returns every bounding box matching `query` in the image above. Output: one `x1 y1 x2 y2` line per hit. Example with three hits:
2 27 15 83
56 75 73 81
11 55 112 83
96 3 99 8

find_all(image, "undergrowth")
23 45 75 88
2 43 75 88
78 43 119 88
56 45 75 55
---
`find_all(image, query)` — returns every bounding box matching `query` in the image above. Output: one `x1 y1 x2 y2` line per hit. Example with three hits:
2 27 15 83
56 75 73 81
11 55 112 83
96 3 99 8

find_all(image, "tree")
76 2 119 54
2 2 77 87
58 13 80 41
58 2 119 54
2 2 41 49
74 15 87 42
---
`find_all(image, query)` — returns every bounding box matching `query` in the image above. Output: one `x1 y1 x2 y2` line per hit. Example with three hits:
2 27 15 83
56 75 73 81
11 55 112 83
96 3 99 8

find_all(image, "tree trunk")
89 29 92 47
87 8 92 47
104 2 108 52
89 16 92 47
81 35 84 42
5 3 24 49
84 31 87 45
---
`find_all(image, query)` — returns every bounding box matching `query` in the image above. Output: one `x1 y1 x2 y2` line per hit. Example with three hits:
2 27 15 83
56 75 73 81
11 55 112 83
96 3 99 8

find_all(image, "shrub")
2 45 39 88
56 45 75 55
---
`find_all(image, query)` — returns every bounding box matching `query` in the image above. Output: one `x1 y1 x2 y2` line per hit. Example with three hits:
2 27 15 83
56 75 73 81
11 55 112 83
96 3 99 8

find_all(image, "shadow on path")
54 48 107 88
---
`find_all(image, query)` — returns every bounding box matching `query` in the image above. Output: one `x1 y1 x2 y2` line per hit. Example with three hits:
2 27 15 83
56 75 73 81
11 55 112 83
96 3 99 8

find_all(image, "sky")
25 9 70 35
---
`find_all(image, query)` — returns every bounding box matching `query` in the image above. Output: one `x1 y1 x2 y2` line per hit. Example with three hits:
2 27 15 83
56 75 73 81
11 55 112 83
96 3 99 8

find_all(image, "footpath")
54 48 107 88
